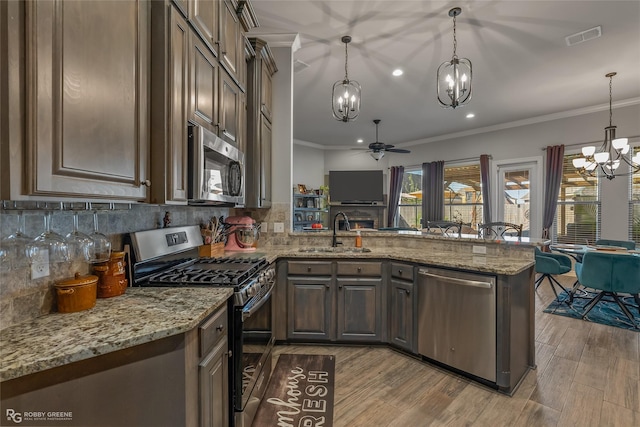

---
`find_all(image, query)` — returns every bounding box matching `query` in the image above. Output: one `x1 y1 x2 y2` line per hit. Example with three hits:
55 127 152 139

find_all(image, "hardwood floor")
268 274 640 426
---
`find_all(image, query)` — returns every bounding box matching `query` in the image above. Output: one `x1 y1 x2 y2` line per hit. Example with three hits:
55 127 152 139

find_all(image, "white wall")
292 142 325 189
300 103 640 239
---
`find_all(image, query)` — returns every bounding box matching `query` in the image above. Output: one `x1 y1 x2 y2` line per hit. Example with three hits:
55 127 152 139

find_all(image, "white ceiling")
248 0 640 152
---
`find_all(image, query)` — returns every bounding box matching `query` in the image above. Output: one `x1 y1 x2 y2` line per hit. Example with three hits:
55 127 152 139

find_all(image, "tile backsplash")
0 203 232 329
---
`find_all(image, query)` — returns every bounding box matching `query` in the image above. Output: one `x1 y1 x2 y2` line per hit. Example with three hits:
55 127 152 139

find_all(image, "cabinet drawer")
391 262 414 280
199 306 227 357
336 261 381 276
288 261 332 276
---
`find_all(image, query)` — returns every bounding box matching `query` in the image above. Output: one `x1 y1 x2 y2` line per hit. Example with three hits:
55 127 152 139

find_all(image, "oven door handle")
242 280 274 321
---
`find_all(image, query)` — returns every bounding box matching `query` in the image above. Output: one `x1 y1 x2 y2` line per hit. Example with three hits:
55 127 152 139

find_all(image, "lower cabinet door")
287 277 333 340
199 338 229 427
337 278 383 342
389 279 415 352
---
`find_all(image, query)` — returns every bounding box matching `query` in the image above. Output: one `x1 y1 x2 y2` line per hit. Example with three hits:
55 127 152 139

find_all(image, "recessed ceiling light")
392 69 403 77
357 138 364 143
466 113 475 118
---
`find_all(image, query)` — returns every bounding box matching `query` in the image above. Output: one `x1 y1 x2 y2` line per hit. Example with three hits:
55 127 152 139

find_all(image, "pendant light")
572 72 639 180
332 36 361 122
437 7 472 109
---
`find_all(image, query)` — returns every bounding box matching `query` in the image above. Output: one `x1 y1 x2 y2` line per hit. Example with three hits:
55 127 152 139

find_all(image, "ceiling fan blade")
386 148 411 153
383 144 396 149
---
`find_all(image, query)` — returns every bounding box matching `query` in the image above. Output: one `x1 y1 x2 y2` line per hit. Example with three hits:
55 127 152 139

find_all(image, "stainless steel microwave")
188 125 245 206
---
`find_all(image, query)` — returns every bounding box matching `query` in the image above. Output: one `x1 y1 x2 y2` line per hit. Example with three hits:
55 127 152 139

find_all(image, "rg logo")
6 409 22 423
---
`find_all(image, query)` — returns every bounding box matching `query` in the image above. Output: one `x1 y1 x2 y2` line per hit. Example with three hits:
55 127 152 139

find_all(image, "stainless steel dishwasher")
417 267 496 382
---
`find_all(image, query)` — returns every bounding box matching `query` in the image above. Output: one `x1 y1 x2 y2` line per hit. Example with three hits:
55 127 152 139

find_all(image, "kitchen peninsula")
1 231 540 425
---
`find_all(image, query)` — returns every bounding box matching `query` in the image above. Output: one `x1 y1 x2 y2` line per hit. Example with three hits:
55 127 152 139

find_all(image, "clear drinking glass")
29 211 70 264
89 211 111 263
1 211 33 269
66 211 94 262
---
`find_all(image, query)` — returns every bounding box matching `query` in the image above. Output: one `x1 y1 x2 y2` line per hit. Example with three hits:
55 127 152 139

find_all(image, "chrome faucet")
332 212 350 247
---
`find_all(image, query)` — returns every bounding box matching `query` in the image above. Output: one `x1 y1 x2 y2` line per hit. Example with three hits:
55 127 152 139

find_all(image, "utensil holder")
199 242 225 258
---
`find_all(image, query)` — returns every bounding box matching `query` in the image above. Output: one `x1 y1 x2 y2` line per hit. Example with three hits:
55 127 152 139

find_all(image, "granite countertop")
0 287 232 382
254 246 533 276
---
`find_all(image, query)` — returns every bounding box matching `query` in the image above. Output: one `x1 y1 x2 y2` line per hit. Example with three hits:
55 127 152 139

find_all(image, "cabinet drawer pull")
138 179 151 187
398 270 403 275
307 267 312 272
325 284 330 288
338 284 342 289
405 289 410 295
216 324 224 331
357 267 362 272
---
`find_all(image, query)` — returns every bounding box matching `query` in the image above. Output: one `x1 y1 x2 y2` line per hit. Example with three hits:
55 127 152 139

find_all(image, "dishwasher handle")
418 269 493 289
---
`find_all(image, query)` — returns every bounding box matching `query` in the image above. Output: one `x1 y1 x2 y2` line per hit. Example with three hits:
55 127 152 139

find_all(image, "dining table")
549 243 639 261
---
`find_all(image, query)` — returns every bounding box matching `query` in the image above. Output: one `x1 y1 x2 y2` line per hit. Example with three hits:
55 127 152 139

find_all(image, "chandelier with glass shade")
437 7 472 109
332 36 361 122
572 72 639 180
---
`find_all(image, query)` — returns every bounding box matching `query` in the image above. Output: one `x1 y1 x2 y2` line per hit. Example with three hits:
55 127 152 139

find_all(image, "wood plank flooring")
266 274 640 426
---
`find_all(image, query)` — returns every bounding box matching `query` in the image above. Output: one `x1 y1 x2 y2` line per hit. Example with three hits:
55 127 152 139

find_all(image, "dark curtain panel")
542 144 565 239
387 166 405 227
480 154 492 224
421 161 444 225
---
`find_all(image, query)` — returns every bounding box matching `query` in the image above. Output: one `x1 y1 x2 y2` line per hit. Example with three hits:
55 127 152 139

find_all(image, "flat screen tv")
329 170 384 203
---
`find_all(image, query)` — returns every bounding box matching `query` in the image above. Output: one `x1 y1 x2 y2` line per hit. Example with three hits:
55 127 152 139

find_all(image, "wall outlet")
472 245 487 254
273 222 284 233
260 222 267 233
31 250 50 280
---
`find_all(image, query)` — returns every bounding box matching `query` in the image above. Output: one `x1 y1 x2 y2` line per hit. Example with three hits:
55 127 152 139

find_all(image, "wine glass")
65 211 93 262
29 211 70 264
1 211 33 269
89 211 111 263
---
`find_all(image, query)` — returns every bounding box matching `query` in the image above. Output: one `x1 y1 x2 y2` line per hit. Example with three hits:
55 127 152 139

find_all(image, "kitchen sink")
297 247 372 253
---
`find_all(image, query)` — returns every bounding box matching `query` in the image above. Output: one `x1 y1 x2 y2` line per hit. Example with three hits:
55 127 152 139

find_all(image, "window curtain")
542 144 565 240
387 166 404 227
421 161 444 226
480 154 491 224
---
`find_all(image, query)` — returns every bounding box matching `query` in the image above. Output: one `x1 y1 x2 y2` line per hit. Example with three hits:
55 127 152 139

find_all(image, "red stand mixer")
224 216 260 252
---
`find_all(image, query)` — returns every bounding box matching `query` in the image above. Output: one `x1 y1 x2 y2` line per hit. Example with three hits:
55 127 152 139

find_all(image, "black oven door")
234 280 274 425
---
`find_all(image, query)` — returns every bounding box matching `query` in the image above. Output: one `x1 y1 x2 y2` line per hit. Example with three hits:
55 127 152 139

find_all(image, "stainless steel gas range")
125 225 274 427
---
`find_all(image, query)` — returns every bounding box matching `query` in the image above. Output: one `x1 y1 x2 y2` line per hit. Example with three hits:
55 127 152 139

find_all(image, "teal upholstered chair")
594 239 636 250
575 251 640 329
535 247 572 302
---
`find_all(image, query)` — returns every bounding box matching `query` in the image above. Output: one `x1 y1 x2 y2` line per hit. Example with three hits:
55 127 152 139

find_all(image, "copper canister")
93 251 128 298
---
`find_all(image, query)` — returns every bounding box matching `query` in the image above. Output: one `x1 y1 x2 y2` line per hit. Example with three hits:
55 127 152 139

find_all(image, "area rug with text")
543 290 639 331
252 354 335 427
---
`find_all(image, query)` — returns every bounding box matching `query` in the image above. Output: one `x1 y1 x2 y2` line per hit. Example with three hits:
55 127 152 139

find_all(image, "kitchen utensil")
1 211 33 269
224 216 259 252
66 211 94 262
54 273 98 313
89 211 111 263
92 251 128 298
28 211 70 264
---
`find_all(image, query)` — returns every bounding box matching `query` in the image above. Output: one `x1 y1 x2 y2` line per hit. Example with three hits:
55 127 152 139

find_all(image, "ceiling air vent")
294 59 310 73
565 26 602 47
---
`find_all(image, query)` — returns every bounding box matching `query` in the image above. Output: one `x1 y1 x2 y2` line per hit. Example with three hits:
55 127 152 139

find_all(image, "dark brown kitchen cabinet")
190 30 220 133
389 262 416 353
219 67 242 147
336 261 384 342
219 0 242 84
287 261 334 341
188 0 219 56
245 38 277 208
199 305 229 427
150 2 191 204
12 0 149 200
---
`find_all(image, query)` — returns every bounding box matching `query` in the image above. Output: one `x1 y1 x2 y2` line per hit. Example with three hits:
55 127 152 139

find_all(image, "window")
444 164 483 227
553 153 600 244
630 145 640 244
397 168 422 228
396 163 483 229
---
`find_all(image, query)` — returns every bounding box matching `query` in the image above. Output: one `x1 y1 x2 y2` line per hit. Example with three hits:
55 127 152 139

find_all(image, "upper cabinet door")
189 0 219 56
190 31 219 133
219 0 241 82
219 68 240 146
25 0 149 200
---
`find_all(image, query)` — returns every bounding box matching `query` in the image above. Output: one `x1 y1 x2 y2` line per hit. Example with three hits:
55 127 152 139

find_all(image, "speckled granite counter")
0 287 232 382
252 245 534 275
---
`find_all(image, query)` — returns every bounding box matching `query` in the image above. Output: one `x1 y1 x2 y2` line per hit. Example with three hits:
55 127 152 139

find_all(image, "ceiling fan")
368 119 411 161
